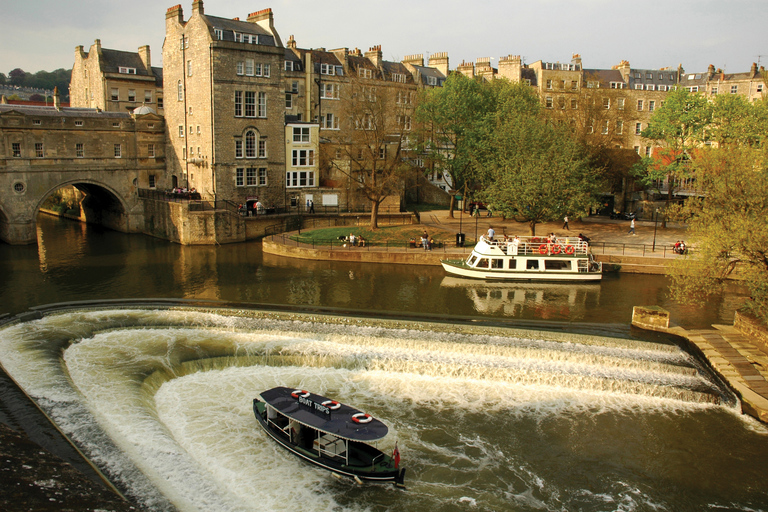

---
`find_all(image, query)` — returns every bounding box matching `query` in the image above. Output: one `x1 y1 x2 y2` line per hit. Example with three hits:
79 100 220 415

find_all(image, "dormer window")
358 68 372 79
119 67 137 74
320 64 336 76
391 73 405 83
214 28 223 40
285 61 294 71
427 76 437 86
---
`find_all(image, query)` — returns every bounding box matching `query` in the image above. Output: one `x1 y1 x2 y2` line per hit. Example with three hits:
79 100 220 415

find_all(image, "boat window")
509 259 517 269
476 258 489 268
491 259 504 269
467 255 477 266
526 260 539 270
544 260 572 270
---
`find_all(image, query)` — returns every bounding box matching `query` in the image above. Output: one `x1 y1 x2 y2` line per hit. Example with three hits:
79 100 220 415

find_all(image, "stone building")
70 40 164 114
163 1 286 205
699 63 766 102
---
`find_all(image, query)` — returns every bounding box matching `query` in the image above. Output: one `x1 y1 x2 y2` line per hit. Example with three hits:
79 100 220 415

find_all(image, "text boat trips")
253 387 406 486
441 235 602 281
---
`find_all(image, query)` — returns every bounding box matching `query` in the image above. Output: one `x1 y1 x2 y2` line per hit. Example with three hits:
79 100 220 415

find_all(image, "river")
0 215 766 512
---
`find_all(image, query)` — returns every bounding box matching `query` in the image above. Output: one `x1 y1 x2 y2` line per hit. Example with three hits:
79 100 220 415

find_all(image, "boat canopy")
259 387 389 442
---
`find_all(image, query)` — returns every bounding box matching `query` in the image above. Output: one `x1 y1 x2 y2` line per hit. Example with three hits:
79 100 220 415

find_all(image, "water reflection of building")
440 276 601 319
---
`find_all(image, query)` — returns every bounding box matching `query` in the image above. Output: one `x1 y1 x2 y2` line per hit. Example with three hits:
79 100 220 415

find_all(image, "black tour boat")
253 387 406 486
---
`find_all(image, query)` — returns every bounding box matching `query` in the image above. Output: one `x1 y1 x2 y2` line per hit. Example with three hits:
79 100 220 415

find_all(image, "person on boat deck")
507 235 520 255
487 227 495 240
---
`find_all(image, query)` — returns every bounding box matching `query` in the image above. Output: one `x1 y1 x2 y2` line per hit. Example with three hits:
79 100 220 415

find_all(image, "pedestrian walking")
628 218 635 235
562 215 569 230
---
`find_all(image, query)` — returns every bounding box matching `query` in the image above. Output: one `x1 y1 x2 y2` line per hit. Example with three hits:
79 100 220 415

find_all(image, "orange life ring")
538 244 548 254
352 412 373 424
551 245 562 254
322 400 341 410
565 245 575 255
291 389 310 399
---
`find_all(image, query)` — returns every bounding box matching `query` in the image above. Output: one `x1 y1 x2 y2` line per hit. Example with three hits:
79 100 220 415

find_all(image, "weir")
0 305 756 512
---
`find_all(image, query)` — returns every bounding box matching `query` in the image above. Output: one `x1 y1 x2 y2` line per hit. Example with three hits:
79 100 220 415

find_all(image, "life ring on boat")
291 389 310 399
538 244 548 254
322 400 341 410
352 413 373 424
551 245 562 254
564 245 575 255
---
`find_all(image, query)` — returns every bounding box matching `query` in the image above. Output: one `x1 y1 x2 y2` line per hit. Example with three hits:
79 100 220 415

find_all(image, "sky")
1 0 766 76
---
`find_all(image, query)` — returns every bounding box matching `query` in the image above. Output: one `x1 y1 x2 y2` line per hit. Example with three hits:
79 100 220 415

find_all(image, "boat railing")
481 235 591 256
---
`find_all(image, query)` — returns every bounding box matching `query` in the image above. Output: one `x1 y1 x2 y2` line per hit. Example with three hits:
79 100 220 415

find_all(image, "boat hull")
441 259 603 282
253 400 405 485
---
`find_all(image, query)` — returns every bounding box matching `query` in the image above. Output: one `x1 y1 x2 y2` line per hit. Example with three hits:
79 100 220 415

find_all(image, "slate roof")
0 104 132 118
204 14 276 46
583 69 626 88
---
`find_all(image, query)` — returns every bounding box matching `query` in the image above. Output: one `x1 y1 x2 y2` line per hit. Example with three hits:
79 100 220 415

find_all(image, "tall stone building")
70 40 164 114
163 1 286 205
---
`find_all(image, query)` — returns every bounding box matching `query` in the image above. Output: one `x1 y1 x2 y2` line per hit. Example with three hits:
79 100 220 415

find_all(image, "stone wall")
735 311 768 351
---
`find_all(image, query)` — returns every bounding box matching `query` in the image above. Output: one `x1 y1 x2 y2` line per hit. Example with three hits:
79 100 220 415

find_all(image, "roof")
583 69 625 87
204 14 277 46
259 387 389 442
99 48 162 86
0 104 132 119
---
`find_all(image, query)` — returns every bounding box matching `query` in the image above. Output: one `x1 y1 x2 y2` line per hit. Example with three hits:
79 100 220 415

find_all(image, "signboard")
297 395 331 417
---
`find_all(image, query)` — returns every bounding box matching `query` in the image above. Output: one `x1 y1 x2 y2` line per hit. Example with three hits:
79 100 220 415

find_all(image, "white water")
1 308 765 512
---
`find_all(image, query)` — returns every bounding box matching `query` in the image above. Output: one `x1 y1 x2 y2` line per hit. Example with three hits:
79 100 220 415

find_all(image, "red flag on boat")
393 442 400 469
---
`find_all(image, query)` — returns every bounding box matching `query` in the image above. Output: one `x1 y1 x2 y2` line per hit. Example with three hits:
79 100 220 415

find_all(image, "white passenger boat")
441 235 602 281
253 387 406 486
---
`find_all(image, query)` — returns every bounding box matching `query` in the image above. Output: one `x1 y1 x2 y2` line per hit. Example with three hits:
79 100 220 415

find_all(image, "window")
635 122 642 135
183 147 186 160
245 91 256 117
293 127 310 142
148 174 156 188
571 98 577 109
320 83 339 99
114 144 122 158
258 92 267 117
258 168 267 186
197 125 201 135
187 60 192 76
601 120 609 135
235 91 243 116
637 100 644 111
391 73 406 83
262 64 270 77
235 139 243 158
571 80 578 90
118 66 136 74
237 61 244 75
634 146 640 154
177 81 183 101
616 120 623 135
358 68 372 79
610 82 624 89
111 88 119 101
758 84 764 93
12 143 21 157
546 79 552 90
545 96 553 108
320 63 335 75
245 130 257 158
76 143 84 158
658 85 667 91
428 76 438 86
646 84 655 91
179 125 185 137
731 85 738 94
322 113 339 129
35 142 44 158
285 61 294 71
398 115 412 130
649 100 655 112
634 84 643 90
157 97 163 109
126 89 135 102
286 170 315 188
711 86 719 95
214 28 223 40
148 143 155 158
617 98 625 110
602 97 610 109
246 168 258 186
292 149 315 166
379 147 386 159
291 81 299 93
145 90 152 103
245 59 254 76
645 146 652 157
258 139 267 158
74 120 83 126
560 80 566 89
285 93 292 109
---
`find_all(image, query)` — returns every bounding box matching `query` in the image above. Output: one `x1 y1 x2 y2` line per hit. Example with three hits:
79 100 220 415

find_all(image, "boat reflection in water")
440 276 602 320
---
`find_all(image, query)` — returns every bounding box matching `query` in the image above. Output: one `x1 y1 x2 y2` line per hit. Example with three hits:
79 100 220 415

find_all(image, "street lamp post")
652 209 659 252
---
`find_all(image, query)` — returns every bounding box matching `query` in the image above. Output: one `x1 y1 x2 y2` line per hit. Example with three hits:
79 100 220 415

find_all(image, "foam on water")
0 307 759 512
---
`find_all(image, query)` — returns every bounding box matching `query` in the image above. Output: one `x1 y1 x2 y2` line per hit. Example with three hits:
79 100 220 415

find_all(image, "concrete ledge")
632 306 671 331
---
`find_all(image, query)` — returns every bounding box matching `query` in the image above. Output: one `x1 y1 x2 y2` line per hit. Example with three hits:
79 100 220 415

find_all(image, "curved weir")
1 306 764 512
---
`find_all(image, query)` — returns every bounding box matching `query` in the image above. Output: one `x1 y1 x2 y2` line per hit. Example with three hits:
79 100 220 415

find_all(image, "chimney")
247 8 282 46
365 45 382 68
53 87 61 111
571 53 582 69
708 64 715 79
498 55 522 82
751 62 758 76
402 54 424 67
428 52 449 77
138 45 151 72
166 4 184 23
93 39 102 55
286 35 296 49
192 0 203 15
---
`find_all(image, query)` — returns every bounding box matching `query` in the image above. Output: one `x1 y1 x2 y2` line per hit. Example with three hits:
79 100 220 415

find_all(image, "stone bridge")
0 104 165 245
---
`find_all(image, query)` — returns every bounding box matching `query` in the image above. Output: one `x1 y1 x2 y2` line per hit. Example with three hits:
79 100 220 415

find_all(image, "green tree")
668 147 768 324
635 88 712 204
476 83 602 235
414 74 492 217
